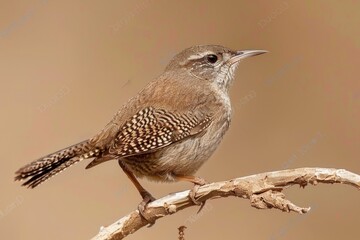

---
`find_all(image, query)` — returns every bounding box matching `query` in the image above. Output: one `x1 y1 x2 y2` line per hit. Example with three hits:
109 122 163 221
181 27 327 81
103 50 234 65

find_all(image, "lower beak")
229 50 268 64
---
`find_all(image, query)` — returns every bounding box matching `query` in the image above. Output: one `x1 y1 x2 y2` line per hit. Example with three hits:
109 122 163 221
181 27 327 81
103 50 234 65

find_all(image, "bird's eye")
206 54 218 64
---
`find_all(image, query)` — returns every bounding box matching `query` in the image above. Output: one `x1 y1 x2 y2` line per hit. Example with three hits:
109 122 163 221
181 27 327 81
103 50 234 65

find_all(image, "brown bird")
15 45 266 217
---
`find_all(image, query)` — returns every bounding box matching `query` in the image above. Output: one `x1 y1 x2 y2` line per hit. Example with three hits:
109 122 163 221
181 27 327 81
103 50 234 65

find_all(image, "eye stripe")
187 51 215 61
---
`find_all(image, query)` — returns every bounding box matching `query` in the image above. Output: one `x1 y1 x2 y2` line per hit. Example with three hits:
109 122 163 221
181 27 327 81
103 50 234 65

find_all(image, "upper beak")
229 50 268 64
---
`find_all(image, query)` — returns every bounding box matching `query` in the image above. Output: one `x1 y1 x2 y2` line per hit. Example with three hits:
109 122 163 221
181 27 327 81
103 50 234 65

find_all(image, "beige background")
1 0 359 239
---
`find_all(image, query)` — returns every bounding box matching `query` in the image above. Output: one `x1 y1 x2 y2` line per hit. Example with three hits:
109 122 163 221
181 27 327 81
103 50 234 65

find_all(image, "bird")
15 45 267 219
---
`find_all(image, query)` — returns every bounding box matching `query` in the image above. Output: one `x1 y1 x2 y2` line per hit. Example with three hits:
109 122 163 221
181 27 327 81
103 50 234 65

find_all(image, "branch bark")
91 168 360 240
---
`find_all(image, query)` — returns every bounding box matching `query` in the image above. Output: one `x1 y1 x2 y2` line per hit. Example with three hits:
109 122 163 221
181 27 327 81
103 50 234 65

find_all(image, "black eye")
206 54 218 64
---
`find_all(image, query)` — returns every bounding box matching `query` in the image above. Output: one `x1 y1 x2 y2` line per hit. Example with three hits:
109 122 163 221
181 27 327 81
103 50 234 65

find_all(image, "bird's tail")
15 140 99 188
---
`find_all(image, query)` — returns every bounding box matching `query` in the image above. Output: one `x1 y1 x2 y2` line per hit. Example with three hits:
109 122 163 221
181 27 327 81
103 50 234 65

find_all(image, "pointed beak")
229 50 268 64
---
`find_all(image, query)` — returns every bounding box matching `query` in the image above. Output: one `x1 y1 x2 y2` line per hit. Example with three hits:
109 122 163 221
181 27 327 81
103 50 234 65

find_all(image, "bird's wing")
86 106 212 168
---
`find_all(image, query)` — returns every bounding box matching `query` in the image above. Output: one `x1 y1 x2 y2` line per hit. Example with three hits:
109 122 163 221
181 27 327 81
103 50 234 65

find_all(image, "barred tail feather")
15 140 94 188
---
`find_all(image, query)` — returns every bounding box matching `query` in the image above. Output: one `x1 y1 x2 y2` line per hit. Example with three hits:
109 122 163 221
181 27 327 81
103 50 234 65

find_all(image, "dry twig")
91 167 360 240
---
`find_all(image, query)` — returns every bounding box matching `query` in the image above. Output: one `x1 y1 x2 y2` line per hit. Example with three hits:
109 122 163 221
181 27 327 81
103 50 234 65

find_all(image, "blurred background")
1 0 359 239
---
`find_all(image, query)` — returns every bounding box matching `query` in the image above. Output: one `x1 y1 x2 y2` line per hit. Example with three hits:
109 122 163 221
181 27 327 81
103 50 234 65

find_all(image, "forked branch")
91 168 360 240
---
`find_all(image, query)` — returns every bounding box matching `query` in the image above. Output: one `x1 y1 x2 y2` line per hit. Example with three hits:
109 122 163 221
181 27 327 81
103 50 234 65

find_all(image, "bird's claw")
188 179 208 213
138 191 156 226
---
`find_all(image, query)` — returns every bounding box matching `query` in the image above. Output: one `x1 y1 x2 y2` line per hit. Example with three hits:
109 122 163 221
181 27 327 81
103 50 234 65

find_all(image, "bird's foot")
174 175 208 213
138 191 156 226
188 177 208 213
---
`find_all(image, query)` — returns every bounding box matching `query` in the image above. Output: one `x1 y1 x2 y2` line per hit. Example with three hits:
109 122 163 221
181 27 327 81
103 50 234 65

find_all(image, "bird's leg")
118 161 155 224
174 175 207 208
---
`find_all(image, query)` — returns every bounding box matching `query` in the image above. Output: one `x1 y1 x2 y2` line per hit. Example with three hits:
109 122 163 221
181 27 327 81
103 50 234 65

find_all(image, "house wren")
15 45 266 216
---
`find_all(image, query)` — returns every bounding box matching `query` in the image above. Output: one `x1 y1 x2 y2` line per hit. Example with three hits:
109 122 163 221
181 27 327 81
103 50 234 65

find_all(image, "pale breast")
123 82 232 182
140 95 232 181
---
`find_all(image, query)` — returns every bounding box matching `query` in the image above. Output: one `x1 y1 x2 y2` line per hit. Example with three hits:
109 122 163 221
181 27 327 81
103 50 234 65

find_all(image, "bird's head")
165 45 267 90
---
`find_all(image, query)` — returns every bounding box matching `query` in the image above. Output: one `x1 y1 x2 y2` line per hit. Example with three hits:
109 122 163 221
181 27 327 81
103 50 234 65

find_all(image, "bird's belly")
124 117 230 182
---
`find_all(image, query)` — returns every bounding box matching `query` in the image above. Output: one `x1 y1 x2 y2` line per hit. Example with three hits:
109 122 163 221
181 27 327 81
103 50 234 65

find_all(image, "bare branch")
91 168 360 240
